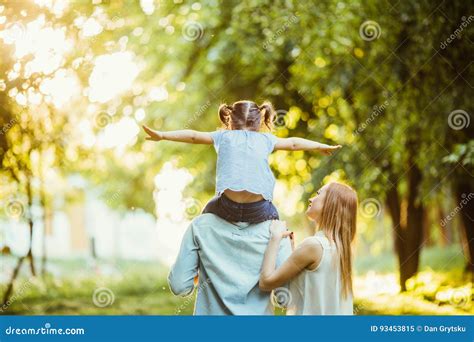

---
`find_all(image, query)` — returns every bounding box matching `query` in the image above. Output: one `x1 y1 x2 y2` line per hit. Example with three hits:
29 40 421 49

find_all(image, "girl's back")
211 129 277 202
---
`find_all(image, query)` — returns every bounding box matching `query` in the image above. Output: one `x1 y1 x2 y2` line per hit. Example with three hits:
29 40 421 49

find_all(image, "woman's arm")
143 125 213 145
274 137 341 155
259 220 322 291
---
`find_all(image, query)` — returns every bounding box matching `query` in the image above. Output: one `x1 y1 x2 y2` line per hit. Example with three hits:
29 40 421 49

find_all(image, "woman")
259 182 357 315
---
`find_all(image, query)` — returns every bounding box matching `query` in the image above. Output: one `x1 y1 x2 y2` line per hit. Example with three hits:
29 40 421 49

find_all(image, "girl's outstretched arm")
274 137 342 155
143 125 213 145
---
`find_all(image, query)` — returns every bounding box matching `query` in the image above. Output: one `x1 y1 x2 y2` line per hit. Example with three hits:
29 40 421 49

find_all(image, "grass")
1 246 472 315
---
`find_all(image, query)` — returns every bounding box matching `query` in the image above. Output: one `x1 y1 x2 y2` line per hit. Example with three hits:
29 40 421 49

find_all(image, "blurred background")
0 0 473 315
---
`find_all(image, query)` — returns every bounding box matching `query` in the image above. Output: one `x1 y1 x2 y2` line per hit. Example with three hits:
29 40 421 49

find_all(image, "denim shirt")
210 130 277 201
168 214 291 315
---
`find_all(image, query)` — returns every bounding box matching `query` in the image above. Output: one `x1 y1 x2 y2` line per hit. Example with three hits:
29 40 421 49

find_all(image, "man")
168 214 292 315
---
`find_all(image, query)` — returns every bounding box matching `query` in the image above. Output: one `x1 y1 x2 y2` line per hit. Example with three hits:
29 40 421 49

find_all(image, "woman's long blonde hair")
317 182 358 298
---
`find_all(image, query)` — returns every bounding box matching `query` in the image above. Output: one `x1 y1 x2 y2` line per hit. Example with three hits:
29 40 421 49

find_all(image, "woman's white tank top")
286 231 353 315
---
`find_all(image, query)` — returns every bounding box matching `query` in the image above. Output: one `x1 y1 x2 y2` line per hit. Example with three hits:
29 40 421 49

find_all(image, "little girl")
143 100 341 223
259 182 358 315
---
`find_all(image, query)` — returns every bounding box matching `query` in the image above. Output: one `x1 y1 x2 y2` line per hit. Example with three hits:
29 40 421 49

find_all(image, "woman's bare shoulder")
293 238 323 271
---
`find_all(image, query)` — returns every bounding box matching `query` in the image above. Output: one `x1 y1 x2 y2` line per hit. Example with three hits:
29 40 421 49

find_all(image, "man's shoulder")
191 214 270 231
192 213 225 226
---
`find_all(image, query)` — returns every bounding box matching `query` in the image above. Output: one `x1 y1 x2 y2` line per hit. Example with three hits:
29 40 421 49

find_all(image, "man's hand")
143 125 164 141
319 144 342 155
270 220 292 240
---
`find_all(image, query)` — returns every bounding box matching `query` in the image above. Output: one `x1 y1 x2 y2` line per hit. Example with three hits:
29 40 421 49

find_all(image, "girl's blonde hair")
218 100 274 131
317 182 358 298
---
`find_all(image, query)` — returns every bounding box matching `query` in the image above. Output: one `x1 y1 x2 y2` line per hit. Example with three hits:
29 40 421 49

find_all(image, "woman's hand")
318 144 342 155
143 125 164 141
270 220 292 240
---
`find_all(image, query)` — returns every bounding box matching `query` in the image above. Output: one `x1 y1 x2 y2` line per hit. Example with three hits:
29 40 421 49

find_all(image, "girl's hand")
270 220 292 240
319 144 342 155
143 125 164 141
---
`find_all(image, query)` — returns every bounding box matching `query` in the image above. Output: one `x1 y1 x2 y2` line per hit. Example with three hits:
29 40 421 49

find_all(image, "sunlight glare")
154 162 193 221
39 69 80 108
81 17 103 37
88 52 139 103
98 116 140 149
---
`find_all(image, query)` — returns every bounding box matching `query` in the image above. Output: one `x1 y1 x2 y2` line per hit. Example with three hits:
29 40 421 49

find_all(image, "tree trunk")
25 175 36 277
438 205 451 246
386 162 424 291
399 163 424 290
39 175 51 277
2 256 26 307
422 209 432 247
455 182 474 274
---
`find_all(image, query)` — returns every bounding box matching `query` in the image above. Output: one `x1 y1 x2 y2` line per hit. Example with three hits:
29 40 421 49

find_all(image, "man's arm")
274 137 341 155
168 223 200 296
143 125 213 145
